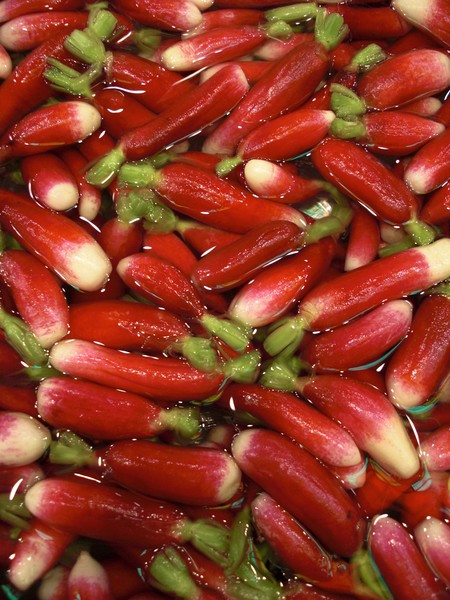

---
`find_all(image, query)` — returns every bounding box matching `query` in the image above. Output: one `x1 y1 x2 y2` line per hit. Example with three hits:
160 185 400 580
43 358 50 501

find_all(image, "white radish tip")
231 428 256 462
215 454 242 504
0 413 51 467
44 182 79 212
73 102 102 138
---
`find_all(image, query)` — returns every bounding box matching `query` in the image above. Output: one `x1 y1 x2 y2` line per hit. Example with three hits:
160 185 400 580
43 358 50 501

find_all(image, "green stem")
215 155 243 178
352 550 393 600
226 506 252 574
314 8 349 52
265 3 318 23
346 43 387 73
223 350 261 384
133 28 162 53
49 431 93 467
201 314 253 354
330 83 366 118
118 160 159 188
22 364 61 381
87 8 118 41
86 146 126 188
403 218 436 246
330 116 366 140
160 406 201 441
183 519 231 567
259 357 300 391
44 59 102 98
64 29 106 65
0 494 31 531
378 237 415 258
178 336 218 372
262 315 307 358
264 19 293 39
0 308 47 366
149 546 199 599
116 187 177 232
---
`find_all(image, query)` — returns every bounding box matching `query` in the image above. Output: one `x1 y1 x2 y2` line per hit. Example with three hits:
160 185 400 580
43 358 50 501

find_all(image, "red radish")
290 374 421 480
231 428 365 557
117 252 249 353
229 238 336 328
367 515 448 600
0 0 83 21
176 219 241 256
202 10 348 155
0 412 51 467
404 127 450 195
325 4 411 40
191 220 304 292
414 517 450 588
93 88 156 139
253 31 314 61
0 338 24 376
0 250 69 348
58 147 102 221
37 376 199 441
122 162 308 234
0 189 112 292
218 108 335 173
385 291 450 410
21 152 79 212
0 11 88 51
421 180 450 225
67 299 193 353
220 383 362 468
65 439 242 507
263 238 450 357
0 463 44 493
161 25 275 71
67 551 111 600
392 0 450 49
436 96 450 127
8 519 74 591
330 111 445 157
109 0 208 31
0 32 75 138
357 48 450 111
49 339 259 403
183 8 263 37
101 557 149 600
37 566 69 600
344 205 380 271
105 52 196 114
199 60 272 85
0 42 11 78
311 138 432 241
420 425 450 471
300 299 413 372
0 100 101 163
251 493 363 593
243 160 327 204
399 96 443 117
25 476 230 557
87 64 250 187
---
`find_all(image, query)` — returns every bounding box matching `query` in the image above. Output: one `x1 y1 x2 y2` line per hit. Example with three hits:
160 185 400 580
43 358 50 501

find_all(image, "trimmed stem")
49 431 93 467
183 519 230 567
226 506 252 574
352 550 393 600
0 309 47 366
149 546 199 599
263 315 308 358
346 43 387 74
258 357 299 391
134 28 162 53
222 350 261 384
118 160 159 188
265 3 318 23
64 29 106 65
116 188 177 231
201 314 252 354
330 117 366 140
378 237 415 258
314 8 349 52
87 8 118 41
330 84 366 118
403 219 436 246
86 147 126 188
44 60 103 98
215 156 243 178
0 494 31 531
161 406 201 441
178 336 218 372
